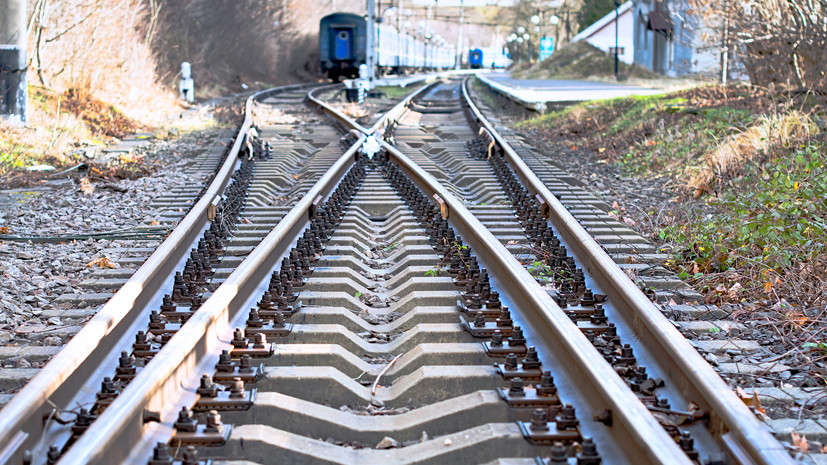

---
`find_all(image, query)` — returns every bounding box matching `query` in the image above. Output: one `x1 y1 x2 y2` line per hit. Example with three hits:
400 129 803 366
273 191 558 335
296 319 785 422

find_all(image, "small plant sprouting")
354 291 363 298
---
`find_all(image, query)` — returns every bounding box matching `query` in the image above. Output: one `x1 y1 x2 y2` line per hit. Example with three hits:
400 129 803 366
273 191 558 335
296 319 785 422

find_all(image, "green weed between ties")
660 143 827 278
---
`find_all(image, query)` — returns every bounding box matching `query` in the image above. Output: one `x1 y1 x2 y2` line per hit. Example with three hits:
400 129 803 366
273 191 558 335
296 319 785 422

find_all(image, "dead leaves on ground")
85 257 116 269
790 431 827 454
736 387 770 421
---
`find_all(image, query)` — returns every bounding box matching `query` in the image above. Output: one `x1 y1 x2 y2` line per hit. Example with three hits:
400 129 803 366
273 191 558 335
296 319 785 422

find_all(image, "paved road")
479 72 663 107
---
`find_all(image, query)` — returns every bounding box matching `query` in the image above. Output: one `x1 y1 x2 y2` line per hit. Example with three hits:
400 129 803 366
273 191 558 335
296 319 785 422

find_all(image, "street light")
517 26 526 34
549 15 559 25
530 15 540 25
613 0 619 79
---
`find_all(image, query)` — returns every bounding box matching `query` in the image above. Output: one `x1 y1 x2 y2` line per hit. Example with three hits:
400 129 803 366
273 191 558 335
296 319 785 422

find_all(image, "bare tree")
694 0 827 90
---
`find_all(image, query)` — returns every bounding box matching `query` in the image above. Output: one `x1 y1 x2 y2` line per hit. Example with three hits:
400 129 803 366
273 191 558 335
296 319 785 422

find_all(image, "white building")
632 0 746 79
571 1 634 65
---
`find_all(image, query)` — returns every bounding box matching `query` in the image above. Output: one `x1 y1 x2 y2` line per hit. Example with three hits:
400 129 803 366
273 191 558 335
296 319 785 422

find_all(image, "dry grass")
691 110 820 191
0 1 184 176
28 0 178 125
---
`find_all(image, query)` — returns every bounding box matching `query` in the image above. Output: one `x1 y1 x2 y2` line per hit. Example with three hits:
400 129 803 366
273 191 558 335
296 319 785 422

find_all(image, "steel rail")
0 83 311 465
308 78 691 464
376 144 689 465
57 81 436 464
461 77 792 465
60 138 366 464
314 78 690 464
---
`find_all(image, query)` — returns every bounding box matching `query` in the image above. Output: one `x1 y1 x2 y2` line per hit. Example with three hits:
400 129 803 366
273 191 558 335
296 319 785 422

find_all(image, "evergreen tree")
577 0 618 33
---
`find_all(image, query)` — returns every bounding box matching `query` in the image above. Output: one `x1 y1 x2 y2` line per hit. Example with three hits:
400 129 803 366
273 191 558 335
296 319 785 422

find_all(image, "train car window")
334 29 352 60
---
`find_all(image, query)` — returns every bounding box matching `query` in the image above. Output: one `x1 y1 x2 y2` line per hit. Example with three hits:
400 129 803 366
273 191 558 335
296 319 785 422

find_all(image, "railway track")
0 77 795 465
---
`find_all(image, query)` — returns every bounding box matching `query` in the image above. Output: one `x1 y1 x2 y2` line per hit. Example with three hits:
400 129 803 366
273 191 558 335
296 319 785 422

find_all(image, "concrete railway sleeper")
0 83 359 465
0 76 795 465
52 81 686 465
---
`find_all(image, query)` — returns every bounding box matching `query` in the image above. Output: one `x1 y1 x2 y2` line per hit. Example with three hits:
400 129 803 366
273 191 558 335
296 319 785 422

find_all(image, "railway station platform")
477 72 664 112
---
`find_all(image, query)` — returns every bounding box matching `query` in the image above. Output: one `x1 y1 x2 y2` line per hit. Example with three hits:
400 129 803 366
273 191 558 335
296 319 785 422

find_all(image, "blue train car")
468 48 483 69
320 12 456 81
319 13 367 81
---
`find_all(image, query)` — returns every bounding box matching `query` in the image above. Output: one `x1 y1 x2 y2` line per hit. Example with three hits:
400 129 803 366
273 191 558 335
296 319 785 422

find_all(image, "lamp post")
523 33 531 63
614 0 619 79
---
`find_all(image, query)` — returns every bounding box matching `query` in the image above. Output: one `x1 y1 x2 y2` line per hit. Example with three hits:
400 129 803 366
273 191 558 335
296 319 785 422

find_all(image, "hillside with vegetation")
1 0 360 178
518 85 827 330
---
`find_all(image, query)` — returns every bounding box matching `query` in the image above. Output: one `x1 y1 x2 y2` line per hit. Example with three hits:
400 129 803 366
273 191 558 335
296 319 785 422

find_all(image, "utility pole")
0 0 27 124
366 0 377 89
455 0 464 69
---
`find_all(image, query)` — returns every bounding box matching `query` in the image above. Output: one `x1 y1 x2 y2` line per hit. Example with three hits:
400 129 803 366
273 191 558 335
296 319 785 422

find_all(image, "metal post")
366 0 377 89
425 0 432 68
455 0 464 69
721 0 729 84
396 0 402 71
0 0 27 124
614 0 619 79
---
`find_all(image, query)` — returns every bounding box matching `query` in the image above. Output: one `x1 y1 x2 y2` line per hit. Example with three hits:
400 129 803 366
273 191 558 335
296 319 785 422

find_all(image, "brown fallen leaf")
791 432 809 453
80 177 95 195
149 219 159 226
736 387 769 421
241 218 252 224
0 226 9 234
727 282 742 300
86 257 115 269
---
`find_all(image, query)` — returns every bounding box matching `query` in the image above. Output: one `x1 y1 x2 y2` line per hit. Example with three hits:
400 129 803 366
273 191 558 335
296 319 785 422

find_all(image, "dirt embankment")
510 41 662 81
